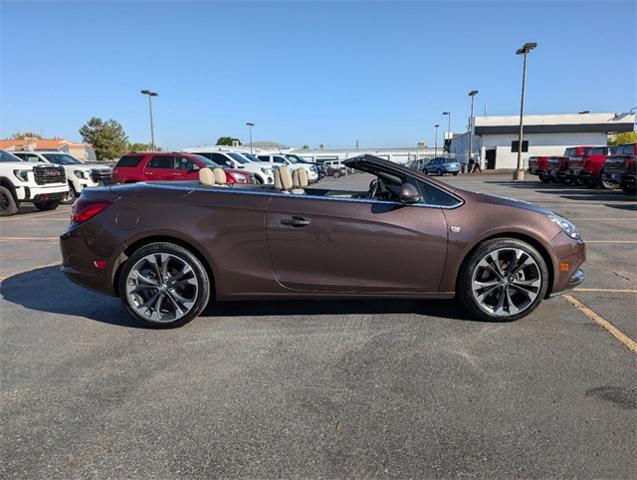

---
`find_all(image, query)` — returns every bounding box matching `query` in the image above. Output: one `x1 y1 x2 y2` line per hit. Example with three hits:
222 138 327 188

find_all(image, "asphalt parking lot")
1 174 635 479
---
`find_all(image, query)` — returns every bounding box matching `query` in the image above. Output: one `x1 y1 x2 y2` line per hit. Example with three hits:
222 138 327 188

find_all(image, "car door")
265 194 449 294
173 156 199 180
144 155 175 180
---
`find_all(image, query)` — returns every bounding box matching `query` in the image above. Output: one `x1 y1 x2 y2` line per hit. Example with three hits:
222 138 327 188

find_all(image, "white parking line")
0 210 70 222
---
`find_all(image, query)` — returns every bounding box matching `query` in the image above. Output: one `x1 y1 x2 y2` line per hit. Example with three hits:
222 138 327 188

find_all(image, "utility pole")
140 90 158 150
246 122 254 154
434 124 439 157
468 90 478 172
442 112 451 152
514 42 537 181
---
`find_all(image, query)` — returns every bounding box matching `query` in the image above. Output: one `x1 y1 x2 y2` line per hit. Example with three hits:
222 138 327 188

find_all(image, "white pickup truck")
0 150 69 216
12 151 112 203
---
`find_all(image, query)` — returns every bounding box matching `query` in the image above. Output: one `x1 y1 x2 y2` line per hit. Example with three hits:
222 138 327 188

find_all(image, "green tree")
608 132 637 146
11 131 43 139
128 142 161 152
216 136 241 146
79 117 129 160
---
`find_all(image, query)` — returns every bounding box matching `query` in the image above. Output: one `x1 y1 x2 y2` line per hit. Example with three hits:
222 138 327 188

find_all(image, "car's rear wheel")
452 172 458 176
539 175 551 183
332 171 340 178
458 238 549 322
118 242 211 328
0 186 18 216
34 200 61 211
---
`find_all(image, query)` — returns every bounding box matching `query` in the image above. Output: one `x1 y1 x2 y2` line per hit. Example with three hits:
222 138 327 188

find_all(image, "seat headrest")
199 167 215 186
292 168 309 188
274 165 293 191
212 168 227 185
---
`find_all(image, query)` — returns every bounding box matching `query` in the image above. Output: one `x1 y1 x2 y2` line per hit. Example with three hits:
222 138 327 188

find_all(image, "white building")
449 112 635 170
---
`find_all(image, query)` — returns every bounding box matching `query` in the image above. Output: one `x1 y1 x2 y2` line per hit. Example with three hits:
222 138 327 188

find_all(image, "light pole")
246 122 254 154
442 111 451 152
513 42 537 181
468 90 478 173
140 90 158 150
434 124 439 157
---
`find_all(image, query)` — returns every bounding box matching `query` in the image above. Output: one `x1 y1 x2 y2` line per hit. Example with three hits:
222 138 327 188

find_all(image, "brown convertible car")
60 155 585 328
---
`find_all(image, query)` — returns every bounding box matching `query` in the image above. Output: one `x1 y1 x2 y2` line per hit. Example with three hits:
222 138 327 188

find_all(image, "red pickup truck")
546 156 571 183
527 156 551 182
567 146 612 188
603 143 637 194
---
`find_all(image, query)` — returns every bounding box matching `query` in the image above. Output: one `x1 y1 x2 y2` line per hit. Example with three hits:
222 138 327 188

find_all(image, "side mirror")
399 183 422 204
190 165 201 172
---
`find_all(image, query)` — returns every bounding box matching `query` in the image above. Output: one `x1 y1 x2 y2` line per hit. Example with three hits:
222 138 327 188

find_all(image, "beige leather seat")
212 167 229 187
274 165 294 193
291 167 308 194
199 167 216 186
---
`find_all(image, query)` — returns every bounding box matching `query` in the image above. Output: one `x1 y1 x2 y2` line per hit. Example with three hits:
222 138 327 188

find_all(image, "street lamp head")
468 90 478 97
141 89 158 96
246 122 254 127
435 124 439 128
516 42 537 55
442 112 450 115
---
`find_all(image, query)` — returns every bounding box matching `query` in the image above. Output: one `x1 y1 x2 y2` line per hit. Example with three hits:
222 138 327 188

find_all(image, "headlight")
74 170 86 179
13 169 30 182
548 213 580 239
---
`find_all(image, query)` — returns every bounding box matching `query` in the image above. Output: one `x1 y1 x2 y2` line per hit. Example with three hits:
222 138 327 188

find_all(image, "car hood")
460 189 553 216
76 163 112 170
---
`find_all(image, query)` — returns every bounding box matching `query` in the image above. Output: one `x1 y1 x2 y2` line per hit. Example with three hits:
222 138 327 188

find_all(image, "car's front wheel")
458 238 549 321
118 242 211 328
0 186 18 216
62 183 77 204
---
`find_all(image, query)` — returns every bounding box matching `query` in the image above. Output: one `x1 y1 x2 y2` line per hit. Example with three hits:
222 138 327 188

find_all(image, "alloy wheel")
125 253 199 323
470 247 542 317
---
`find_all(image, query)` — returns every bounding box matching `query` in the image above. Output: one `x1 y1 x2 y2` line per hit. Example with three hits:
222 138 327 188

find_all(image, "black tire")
0 186 18 216
255 176 264 185
539 175 551 183
62 183 77 204
34 200 61 211
457 238 549 322
118 242 211 328
599 172 614 190
452 172 459 176
621 184 636 194
332 171 340 178
437 168 442 176
423 169 429 175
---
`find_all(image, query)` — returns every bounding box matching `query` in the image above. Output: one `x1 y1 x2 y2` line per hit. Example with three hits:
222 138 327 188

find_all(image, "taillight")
627 158 635 170
225 171 249 184
71 199 112 224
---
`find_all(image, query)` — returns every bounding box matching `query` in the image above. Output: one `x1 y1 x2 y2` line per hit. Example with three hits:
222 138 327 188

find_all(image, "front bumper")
548 232 586 297
16 184 69 201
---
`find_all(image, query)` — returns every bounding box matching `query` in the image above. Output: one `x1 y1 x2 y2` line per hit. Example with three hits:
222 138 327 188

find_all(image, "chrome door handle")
281 216 310 227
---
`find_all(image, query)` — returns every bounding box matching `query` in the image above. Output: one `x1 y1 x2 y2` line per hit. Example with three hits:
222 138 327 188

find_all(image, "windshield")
0 150 23 162
228 152 249 164
287 154 310 164
242 153 260 163
42 153 82 165
191 154 220 168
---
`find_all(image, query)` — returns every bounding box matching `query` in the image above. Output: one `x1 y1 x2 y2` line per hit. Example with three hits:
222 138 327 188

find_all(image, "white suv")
12 151 112 203
0 149 68 216
190 151 274 185
257 153 319 183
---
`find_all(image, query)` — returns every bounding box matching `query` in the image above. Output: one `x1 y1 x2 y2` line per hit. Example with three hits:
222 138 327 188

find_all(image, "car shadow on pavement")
1 266 475 328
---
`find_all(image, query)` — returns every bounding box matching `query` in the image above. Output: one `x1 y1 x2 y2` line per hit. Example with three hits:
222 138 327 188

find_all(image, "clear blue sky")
1 1 635 150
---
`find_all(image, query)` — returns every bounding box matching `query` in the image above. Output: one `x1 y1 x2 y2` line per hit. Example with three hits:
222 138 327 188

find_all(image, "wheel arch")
455 231 556 298
113 234 216 297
